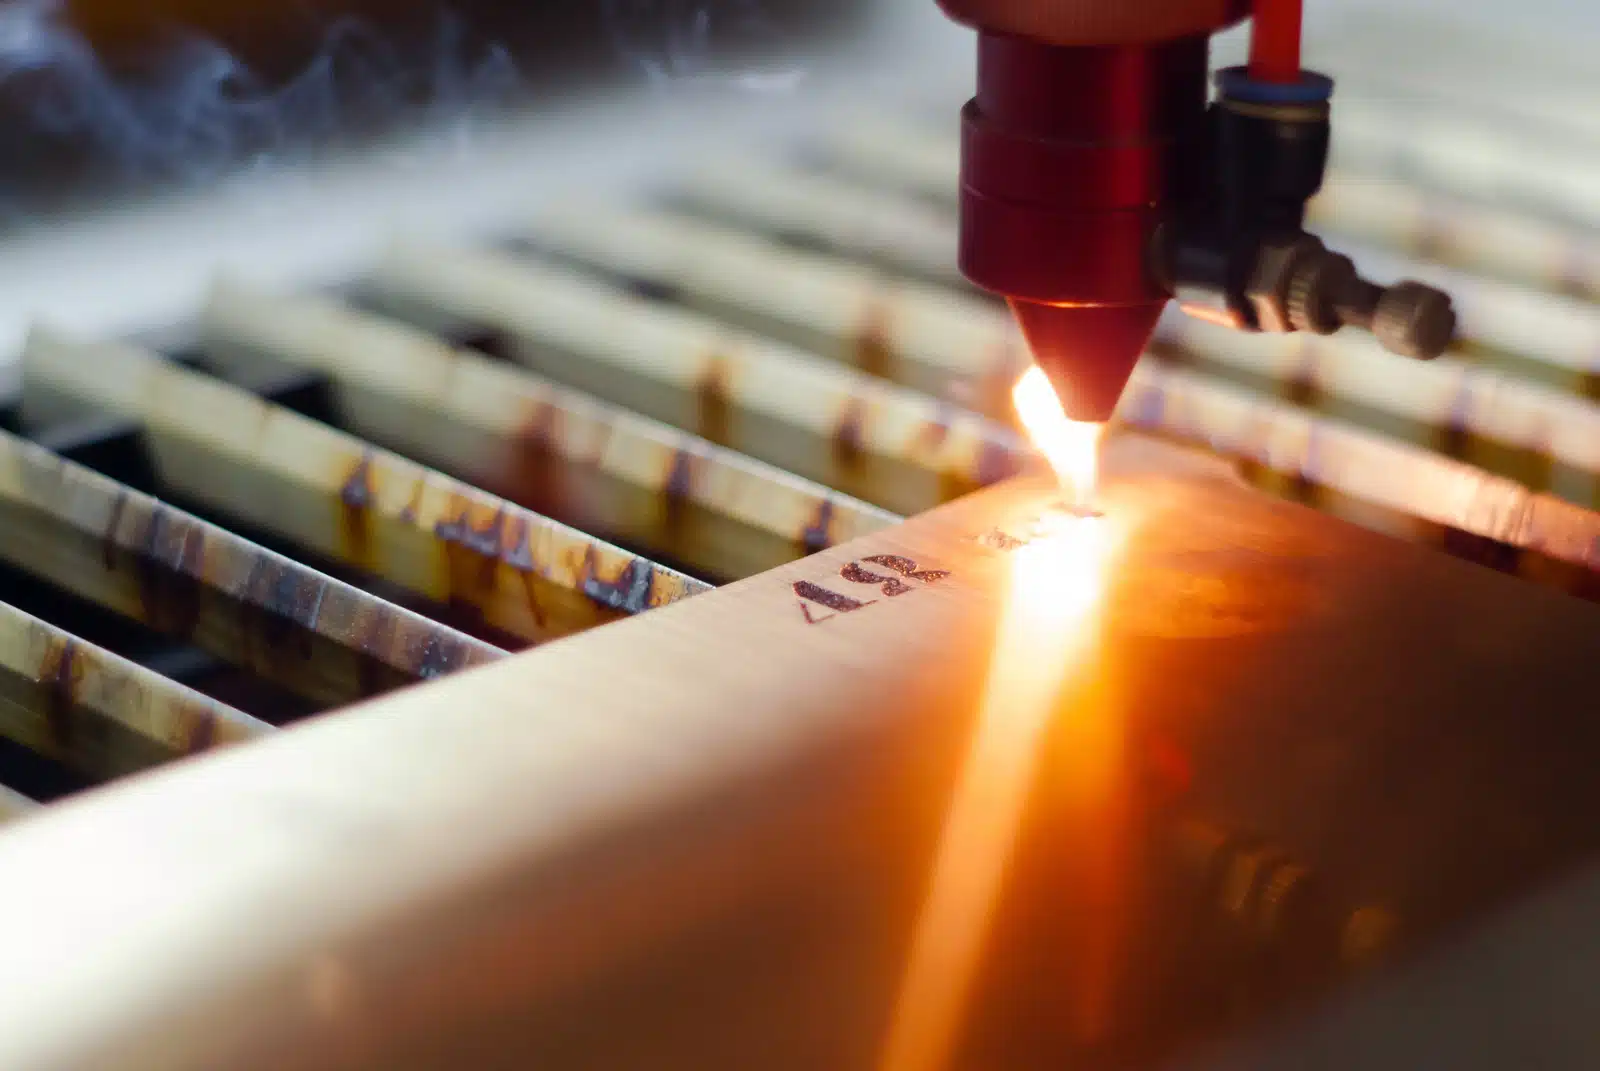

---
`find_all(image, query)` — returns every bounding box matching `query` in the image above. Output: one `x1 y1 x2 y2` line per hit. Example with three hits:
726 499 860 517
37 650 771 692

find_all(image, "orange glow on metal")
1011 367 1103 504
880 513 1119 1071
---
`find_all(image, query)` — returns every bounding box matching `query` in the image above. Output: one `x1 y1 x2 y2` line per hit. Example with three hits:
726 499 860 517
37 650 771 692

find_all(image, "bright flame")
880 517 1117 1071
1012 367 1104 503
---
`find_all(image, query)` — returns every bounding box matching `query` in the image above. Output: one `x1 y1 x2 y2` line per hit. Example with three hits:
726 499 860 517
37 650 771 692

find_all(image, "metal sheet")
0 440 1594 1069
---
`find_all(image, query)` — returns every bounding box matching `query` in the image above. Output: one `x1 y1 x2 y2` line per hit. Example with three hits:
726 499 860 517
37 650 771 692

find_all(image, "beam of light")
879 515 1118 1071
1011 366 1104 505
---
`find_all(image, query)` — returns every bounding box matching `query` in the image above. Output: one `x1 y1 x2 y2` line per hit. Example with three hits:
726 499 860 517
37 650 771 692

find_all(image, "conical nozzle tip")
1009 300 1164 421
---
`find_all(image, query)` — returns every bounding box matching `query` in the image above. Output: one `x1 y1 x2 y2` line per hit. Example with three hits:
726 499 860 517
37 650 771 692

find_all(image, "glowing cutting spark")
1012 366 1104 504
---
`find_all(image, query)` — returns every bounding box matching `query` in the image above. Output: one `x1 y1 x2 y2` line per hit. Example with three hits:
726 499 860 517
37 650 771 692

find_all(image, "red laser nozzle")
958 31 1207 423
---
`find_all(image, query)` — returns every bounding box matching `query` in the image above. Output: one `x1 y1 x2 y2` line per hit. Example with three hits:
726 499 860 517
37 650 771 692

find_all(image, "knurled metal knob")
1371 280 1457 360
1287 251 1357 335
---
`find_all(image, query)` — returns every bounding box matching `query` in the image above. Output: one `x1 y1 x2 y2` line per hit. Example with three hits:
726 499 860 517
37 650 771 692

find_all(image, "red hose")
1248 0 1302 82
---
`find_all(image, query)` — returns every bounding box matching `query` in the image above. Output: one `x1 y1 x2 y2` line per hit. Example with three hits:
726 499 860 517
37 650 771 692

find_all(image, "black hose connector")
1156 66 1457 359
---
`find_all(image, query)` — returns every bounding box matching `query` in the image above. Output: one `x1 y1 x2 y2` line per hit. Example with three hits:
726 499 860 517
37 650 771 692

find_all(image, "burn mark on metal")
863 554 950 583
840 561 912 596
338 452 378 567
397 481 425 526
499 515 548 631
36 634 80 746
579 549 658 615
354 603 401 698
696 356 733 447
833 398 867 470
792 581 872 623
177 698 218 754
134 505 204 639
101 488 129 570
413 632 471 680
435 496 505 609
800 498 836 554
239 553 325 662
456 505 508 559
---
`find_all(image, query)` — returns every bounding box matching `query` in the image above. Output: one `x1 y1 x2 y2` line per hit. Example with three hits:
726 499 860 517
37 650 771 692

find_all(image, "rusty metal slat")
20 330 707 647
0 430 504 706
1327 94 1600 231
200 280 899 581
0 598 268 782
0 784 38 824
366 240 1032 518
515 199 1599 500
567 183 1598 500
1157 320 1600 508
668 158 965 293
1122 362 1600 585
1308 172 1600 302
517 203 1021 411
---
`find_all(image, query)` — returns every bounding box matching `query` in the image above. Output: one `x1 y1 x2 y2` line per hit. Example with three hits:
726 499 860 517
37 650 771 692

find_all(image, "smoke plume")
0 0 517 195
601 0 804 92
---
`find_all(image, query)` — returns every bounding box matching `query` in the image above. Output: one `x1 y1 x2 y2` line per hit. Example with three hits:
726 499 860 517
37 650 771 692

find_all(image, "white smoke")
601 0 805 93
0 0 517 192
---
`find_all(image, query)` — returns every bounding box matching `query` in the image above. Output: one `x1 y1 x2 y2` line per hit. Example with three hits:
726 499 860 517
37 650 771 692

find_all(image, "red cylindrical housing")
959 31 1209 307
958 31 1209 420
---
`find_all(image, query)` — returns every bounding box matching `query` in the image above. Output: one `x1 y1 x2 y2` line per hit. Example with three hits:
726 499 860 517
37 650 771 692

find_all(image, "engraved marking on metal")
793 580 874 625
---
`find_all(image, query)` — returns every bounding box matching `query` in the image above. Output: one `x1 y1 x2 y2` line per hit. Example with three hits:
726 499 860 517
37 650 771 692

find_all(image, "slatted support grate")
0 49 1596 822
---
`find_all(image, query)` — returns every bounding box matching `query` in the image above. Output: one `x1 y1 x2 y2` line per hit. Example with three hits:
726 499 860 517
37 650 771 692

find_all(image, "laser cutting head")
944 1 1458 423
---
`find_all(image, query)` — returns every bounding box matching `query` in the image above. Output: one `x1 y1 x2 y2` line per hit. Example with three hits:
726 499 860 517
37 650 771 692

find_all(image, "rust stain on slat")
397 480 425 526
661 447 697 533
578 547 660 615
239 553 324 665
506 400 567 518
353 599 402 698
854 304 895 381
338 452 378 569
696 355 733 447
35 634 81 747
100 488 130 570
799 498 836 555
435 495 507 607
500 515 548 631
914 406 951 455
133 505 204 639
175 697 219 754
833 397 867 472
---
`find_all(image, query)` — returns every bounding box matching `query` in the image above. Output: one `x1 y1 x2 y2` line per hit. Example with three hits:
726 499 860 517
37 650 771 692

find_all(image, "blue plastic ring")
1215 66 1334 105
